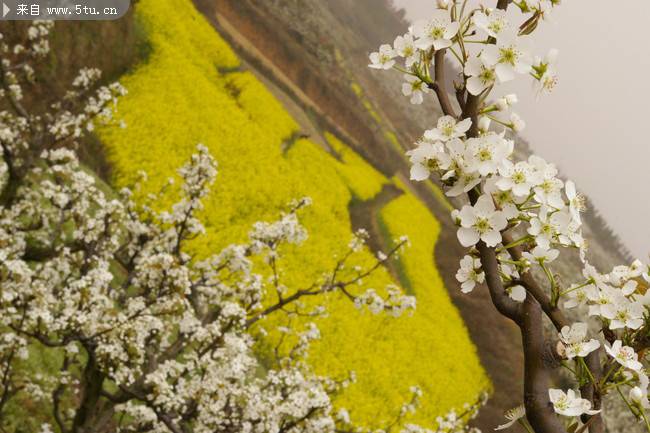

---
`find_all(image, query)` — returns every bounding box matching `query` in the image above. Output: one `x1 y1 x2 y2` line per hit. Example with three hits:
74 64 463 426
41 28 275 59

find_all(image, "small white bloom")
558 322 600 359
497 160 540 197
509 113 526 132
494 405 525 430
522 245 559 264
425 115 473 142
402 75 431 105
394 34 419 67
564 181 585 223
467 132 512 176
481 37 532 83
472 9 515 41
456 255 485 293
601 299 644 330
527 207 571 249
369 44 396 70
407 141 450 181
549 389 600 417
413 10 460 51
496 94 518 111
605 340 643 371
457 194 508 247
465 56 497 96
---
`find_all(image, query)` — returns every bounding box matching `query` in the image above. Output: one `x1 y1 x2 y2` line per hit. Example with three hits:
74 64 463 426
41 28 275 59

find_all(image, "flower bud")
510 113 526 132
505 94 518 105
630 387 645 403
437 0 450 8
478 116 491 133
496 94 518 111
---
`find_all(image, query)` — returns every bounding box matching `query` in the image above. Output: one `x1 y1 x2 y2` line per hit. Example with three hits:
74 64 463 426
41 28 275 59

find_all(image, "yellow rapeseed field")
98 0 489 426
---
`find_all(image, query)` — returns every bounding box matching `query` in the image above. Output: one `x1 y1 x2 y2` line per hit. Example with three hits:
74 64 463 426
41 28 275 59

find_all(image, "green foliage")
98 0 489 427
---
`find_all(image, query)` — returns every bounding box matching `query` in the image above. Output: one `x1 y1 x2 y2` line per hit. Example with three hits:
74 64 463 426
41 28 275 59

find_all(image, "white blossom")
412 10 460 51
457 195 508 248
456 255 485 293
549 389 600 417
369 44 396 70
557 323 600 359
605 341 643 371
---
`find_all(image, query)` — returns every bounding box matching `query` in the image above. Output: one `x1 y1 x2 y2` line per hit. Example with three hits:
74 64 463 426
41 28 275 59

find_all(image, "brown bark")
425 2 605 429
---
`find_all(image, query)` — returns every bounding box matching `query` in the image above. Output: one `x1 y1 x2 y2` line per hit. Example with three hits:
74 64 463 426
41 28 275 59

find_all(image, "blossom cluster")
369 0 650 430
0 21 467 433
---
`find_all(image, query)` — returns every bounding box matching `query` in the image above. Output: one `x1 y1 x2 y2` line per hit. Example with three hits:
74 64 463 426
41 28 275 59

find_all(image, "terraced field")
98 0 489 427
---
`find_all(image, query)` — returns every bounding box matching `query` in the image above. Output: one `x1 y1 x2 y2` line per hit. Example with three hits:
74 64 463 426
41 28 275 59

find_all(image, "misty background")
392 0 650 259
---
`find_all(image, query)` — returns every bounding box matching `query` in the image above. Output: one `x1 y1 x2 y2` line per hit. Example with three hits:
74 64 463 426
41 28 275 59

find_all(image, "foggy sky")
392 0 650 259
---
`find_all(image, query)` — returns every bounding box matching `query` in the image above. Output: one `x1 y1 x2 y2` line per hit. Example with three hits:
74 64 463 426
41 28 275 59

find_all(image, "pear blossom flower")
509 113 526 132
480 38 532 83
564 181 585 223
496 94 518 111
605 340 643 371
558 322 600 359
442 138 481 197
497 160 540 197
609 259 645 286
467 132 512 176
407 141 450 181
507 285 527 303
394 34 419 68
537 69 559 96
445 168 482 197
494 405 525 430
402 75 431 104
457 194 508 247
472 9 515 41
528 155 565 209
549 389 600 417
485 178 521 220
527 207 571 249
424 116 472 142
586 284 623 317
531 166 565 209
369 44 396 70
464 56 497 96
456 255 485 293
601 299 644 330
563 282 591 309
412 10 460 51
533 49 560 95
523 245 559 264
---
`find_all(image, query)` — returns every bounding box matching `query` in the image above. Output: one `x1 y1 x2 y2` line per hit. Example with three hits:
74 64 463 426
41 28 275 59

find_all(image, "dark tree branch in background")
430 49 458 118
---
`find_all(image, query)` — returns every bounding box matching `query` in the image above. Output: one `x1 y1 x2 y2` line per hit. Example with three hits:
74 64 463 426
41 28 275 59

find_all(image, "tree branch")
430 49 458 118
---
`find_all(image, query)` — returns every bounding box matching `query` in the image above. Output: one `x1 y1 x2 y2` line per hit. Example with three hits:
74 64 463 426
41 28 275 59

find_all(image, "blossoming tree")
369 1 650 432
0 21 491 433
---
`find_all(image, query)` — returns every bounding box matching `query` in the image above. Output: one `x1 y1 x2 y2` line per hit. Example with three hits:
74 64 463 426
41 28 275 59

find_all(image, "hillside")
187 0 636 430
93 0 489 429
0 0 637 431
